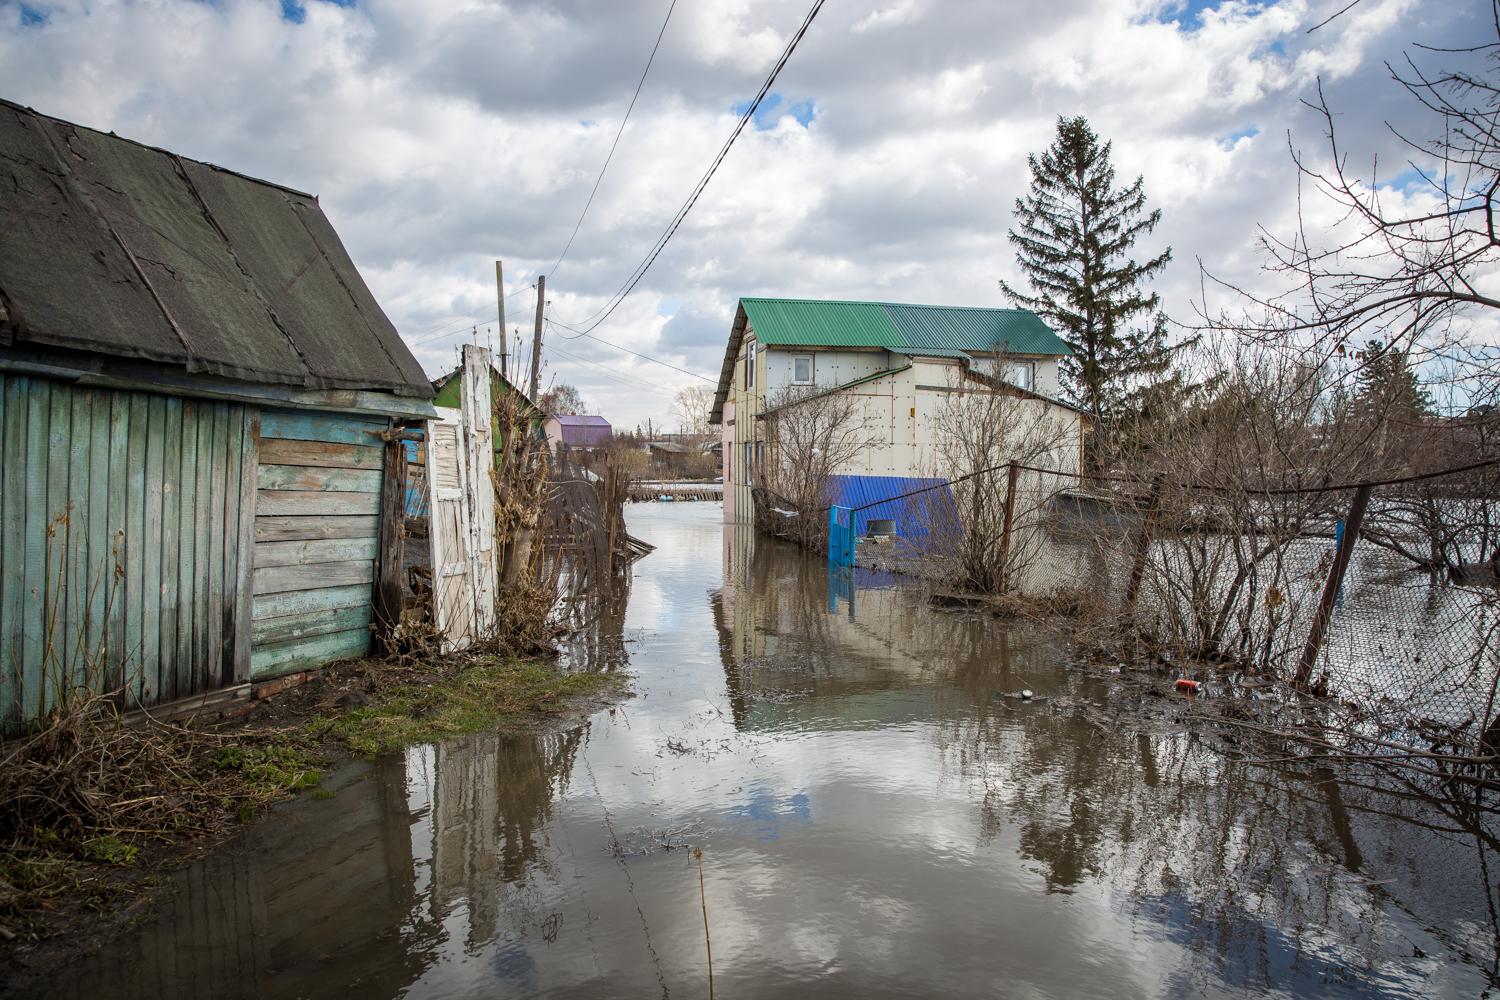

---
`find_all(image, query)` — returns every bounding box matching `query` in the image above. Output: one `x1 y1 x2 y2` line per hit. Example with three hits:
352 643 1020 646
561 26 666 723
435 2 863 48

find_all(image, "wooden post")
1123 473 1165 613
372 433 408 656
528 274 546 402
495 260 508 381
1294 484 1372 692
997 462 1019 592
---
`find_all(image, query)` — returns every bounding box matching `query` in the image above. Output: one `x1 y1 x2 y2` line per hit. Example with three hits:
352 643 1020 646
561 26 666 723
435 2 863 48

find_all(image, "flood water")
45 504 1500 998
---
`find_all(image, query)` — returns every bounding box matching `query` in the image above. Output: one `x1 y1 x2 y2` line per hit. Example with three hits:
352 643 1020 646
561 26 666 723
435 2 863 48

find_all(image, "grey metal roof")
0 100 432 398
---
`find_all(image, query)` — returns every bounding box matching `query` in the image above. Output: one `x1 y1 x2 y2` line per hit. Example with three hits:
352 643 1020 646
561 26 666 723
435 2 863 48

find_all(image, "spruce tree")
1353 339 1432 420
1000 116 1175 452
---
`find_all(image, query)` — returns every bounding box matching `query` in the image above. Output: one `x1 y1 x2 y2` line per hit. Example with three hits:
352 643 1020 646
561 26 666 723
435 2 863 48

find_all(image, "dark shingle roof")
0 100 431 397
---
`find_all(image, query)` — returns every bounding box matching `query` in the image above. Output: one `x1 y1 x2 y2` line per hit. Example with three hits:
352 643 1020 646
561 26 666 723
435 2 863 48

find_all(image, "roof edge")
0 97 318 200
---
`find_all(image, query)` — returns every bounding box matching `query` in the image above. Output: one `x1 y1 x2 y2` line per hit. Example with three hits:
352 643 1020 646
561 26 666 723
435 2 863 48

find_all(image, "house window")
745 341 757 389
1005 361 1034 391
792 355 814 385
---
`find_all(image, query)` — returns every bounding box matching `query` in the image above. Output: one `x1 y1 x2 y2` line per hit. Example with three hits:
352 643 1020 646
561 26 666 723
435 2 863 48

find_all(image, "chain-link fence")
764 457 1500 760
1020 462 1500 758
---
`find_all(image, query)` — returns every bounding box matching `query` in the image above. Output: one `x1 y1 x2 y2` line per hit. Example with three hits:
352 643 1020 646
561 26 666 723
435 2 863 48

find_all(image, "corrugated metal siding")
0 374 253 730
828 474 958 539
740 298 1072 357
250 409 388 678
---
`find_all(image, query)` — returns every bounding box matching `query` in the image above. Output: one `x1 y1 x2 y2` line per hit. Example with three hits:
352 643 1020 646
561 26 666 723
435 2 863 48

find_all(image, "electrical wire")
405 283 534 349
544 341 667 391
547 317 717 382
542 341 679 396
555 0 827 334
549 0 678 281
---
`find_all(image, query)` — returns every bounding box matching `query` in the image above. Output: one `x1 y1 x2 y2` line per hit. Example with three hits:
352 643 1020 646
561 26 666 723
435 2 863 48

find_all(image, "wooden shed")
0 100 435 731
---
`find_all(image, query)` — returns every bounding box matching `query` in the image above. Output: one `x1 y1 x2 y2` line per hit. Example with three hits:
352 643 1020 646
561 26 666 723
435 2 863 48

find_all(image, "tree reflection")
942 686 1500 991
712 519 1500 991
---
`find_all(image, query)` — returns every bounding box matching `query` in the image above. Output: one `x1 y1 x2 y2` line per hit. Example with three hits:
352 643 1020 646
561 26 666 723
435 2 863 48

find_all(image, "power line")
405 284 534 349
549 0 678 281
547 317 716 382
556 0 827 334
542 343 681 399
543 338 672 391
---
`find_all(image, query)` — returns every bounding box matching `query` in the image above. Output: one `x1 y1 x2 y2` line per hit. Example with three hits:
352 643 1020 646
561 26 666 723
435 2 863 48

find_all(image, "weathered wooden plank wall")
249 409 388 678
0 374 253 730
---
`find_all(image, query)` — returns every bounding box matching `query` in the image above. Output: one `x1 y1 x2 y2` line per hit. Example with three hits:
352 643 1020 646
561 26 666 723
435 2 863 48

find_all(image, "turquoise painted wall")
0 375 395 731
249 408 388 679
0 374 253 730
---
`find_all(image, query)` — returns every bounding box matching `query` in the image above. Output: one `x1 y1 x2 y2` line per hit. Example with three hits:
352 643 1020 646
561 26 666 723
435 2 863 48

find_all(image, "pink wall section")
720 399 735 519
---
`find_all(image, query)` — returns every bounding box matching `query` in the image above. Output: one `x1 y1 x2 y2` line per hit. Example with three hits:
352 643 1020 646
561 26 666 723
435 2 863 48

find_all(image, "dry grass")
0 691 324 937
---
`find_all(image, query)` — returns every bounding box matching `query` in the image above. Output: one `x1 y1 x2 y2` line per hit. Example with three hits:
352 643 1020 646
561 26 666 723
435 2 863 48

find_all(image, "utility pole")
495 260 508 379
528 274 546 403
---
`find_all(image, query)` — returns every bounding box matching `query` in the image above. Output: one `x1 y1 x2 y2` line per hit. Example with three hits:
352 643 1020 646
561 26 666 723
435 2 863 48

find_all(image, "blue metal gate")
828 505 855 568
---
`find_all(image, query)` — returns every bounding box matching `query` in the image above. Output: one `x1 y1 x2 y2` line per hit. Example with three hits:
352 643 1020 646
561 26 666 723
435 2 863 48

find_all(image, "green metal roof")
738 298 1072 357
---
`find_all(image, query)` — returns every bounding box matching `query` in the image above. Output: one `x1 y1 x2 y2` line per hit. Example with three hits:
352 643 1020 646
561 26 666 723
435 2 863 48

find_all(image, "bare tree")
537 383 588 416
671 386 716 439
924 358 1079 594
1202 6 1500 410
758 384 873 550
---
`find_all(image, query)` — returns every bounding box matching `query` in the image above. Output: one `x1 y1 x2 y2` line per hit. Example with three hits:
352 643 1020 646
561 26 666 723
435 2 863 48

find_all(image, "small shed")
0 100 435 730
544 413 613 454
431 361 544 458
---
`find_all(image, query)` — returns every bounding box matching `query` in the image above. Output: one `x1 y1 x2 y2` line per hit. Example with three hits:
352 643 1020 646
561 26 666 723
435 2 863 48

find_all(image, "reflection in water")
45 505 1500 999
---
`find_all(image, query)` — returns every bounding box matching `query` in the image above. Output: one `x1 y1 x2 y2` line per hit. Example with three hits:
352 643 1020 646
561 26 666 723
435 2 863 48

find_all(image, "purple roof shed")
549 413 613 448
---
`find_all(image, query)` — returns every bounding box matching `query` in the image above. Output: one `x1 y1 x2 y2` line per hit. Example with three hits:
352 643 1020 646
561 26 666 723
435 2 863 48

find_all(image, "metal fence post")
1123 473 1165 613
1294 484 1373 692
998 462 1019 592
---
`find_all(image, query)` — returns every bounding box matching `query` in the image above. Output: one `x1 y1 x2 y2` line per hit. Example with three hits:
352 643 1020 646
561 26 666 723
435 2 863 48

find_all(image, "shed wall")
250 409 388 678
0 374 254 728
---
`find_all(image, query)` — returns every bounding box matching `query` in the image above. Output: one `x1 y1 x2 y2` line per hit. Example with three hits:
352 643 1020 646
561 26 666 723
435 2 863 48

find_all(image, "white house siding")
762 348 892 395
725 331 1084 521
1033 357 1062 399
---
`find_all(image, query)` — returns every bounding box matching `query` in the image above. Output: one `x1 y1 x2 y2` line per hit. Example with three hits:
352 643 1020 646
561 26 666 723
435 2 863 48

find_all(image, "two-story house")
708 297 1085 526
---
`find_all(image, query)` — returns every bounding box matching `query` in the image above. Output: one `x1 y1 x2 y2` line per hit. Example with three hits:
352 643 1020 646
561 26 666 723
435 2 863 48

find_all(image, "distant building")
544 413 613 454
708 297 1085 528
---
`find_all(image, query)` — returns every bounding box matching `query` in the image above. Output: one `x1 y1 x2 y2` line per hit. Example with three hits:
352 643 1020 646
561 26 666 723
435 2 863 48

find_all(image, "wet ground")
41 504 1500 997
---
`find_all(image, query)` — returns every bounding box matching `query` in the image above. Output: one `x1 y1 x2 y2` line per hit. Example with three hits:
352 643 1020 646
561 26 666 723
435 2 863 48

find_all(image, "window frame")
791 354 814 385
745 340 757 389
1004 360 1035 391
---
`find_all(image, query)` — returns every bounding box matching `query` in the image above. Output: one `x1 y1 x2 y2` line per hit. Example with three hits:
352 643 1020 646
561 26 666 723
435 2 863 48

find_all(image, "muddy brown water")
42 505 1500 997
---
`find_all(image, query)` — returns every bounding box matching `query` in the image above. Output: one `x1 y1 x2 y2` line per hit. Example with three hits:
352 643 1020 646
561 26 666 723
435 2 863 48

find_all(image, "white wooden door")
460 345 498 636
426 407 474 650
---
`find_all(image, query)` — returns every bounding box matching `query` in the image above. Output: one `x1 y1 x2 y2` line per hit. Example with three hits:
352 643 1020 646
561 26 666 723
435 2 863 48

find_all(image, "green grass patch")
315 656 607 755
82 835 138 867
206 744 324 797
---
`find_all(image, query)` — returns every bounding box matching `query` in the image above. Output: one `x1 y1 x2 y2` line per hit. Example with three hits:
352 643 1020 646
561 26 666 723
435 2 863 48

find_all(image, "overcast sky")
1 0 1485 429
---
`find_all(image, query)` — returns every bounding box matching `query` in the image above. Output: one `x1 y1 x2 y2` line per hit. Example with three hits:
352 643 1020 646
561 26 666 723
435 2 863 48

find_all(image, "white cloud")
852 0 926 34
0 0 1485 428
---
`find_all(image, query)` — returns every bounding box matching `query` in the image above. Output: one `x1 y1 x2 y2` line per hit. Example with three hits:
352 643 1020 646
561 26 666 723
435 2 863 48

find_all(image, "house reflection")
710 518 1500 990
712 520 1057 733
412 725 588 952
55 721 590 999
56 755 438 998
